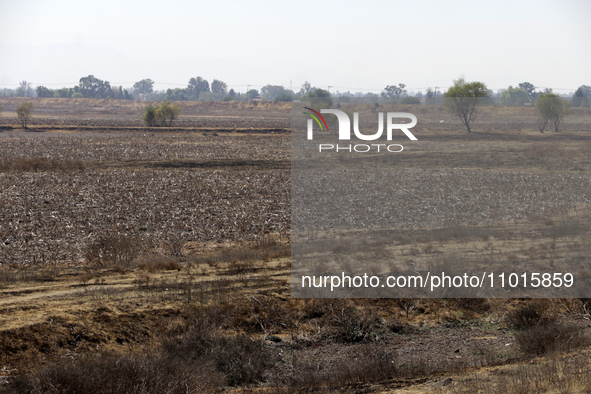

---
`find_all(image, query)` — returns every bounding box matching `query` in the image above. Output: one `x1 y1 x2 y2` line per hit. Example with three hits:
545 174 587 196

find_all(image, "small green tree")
443 77 489 133
16 102 34 128
144 101 181 127
535 93 570 133
500 86 530 106
144 103 157 126
155 101 181 126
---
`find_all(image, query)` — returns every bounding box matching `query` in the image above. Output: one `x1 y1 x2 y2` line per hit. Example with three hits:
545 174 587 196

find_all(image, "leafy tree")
222 94 234 101
16 80 31 97
535 93 571 133
500 86 530 106
518 82 536 99
79 75 111 98
16 102 34 128
55 87 74 98
309 88 330 98
572 85 591 108
113 86 132 100
300 81 312 95
443 77 489 133
72 92 83 98
261 85 293 100
187 77 209 101
133 79 154 96
211 79 227 95
274 93 292 102
156 101 181 126
382 84 407 100
165 88 188 101
303 88 331 106
246 89 259 100
143 103 157 126
144 101 181 127
36 86 53 98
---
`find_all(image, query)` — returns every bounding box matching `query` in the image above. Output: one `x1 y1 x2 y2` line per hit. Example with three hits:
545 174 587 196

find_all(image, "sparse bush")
303 299 382 342
84 233 141 267
143 103 157 126
162 322 274 386
6 350 224 394
536 93 571 133
143 101 181 126
16 101 34 128
514 322 589 356
505 300 554 330
138 255 180 272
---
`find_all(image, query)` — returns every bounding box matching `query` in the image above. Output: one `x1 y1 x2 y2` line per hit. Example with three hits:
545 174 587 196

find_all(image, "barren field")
1 98 591 393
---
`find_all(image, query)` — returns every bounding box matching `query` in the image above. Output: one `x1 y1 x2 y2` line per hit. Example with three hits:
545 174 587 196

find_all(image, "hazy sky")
1 0 590 94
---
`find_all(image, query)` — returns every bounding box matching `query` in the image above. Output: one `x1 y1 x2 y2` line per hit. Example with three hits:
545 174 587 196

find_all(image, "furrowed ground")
1 98 591 393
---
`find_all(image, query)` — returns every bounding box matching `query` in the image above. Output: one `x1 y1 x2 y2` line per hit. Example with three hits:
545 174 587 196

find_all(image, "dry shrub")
278 347 400 390
162 318 274 386
227 258 257 275
84 233 141 267
395 298 419 318
451 298 491 315
505 300 555 330
190 240 290 274
138 255 180 272
5 351 223 394
0 268 49 286
302 299 382 342
514 322 589 356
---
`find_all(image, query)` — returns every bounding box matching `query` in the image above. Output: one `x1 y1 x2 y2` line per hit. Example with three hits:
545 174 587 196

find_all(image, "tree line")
1 76 589 108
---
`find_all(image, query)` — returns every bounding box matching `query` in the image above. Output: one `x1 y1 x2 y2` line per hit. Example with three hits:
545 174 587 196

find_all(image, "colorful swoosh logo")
303 107 329 131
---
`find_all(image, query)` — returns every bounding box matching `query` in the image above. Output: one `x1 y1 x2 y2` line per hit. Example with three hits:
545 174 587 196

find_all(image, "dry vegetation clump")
162 319 274 386
84 233 143 267
138 255 180 272
514 322 589 356
505 300 591 356
189 237 290 274
5 350 224 394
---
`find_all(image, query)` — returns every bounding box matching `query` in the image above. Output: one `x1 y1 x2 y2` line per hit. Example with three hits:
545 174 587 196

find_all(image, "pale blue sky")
1 0 589 93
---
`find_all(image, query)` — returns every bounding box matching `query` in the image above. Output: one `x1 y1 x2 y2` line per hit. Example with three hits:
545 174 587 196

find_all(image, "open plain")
1 98 591 393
